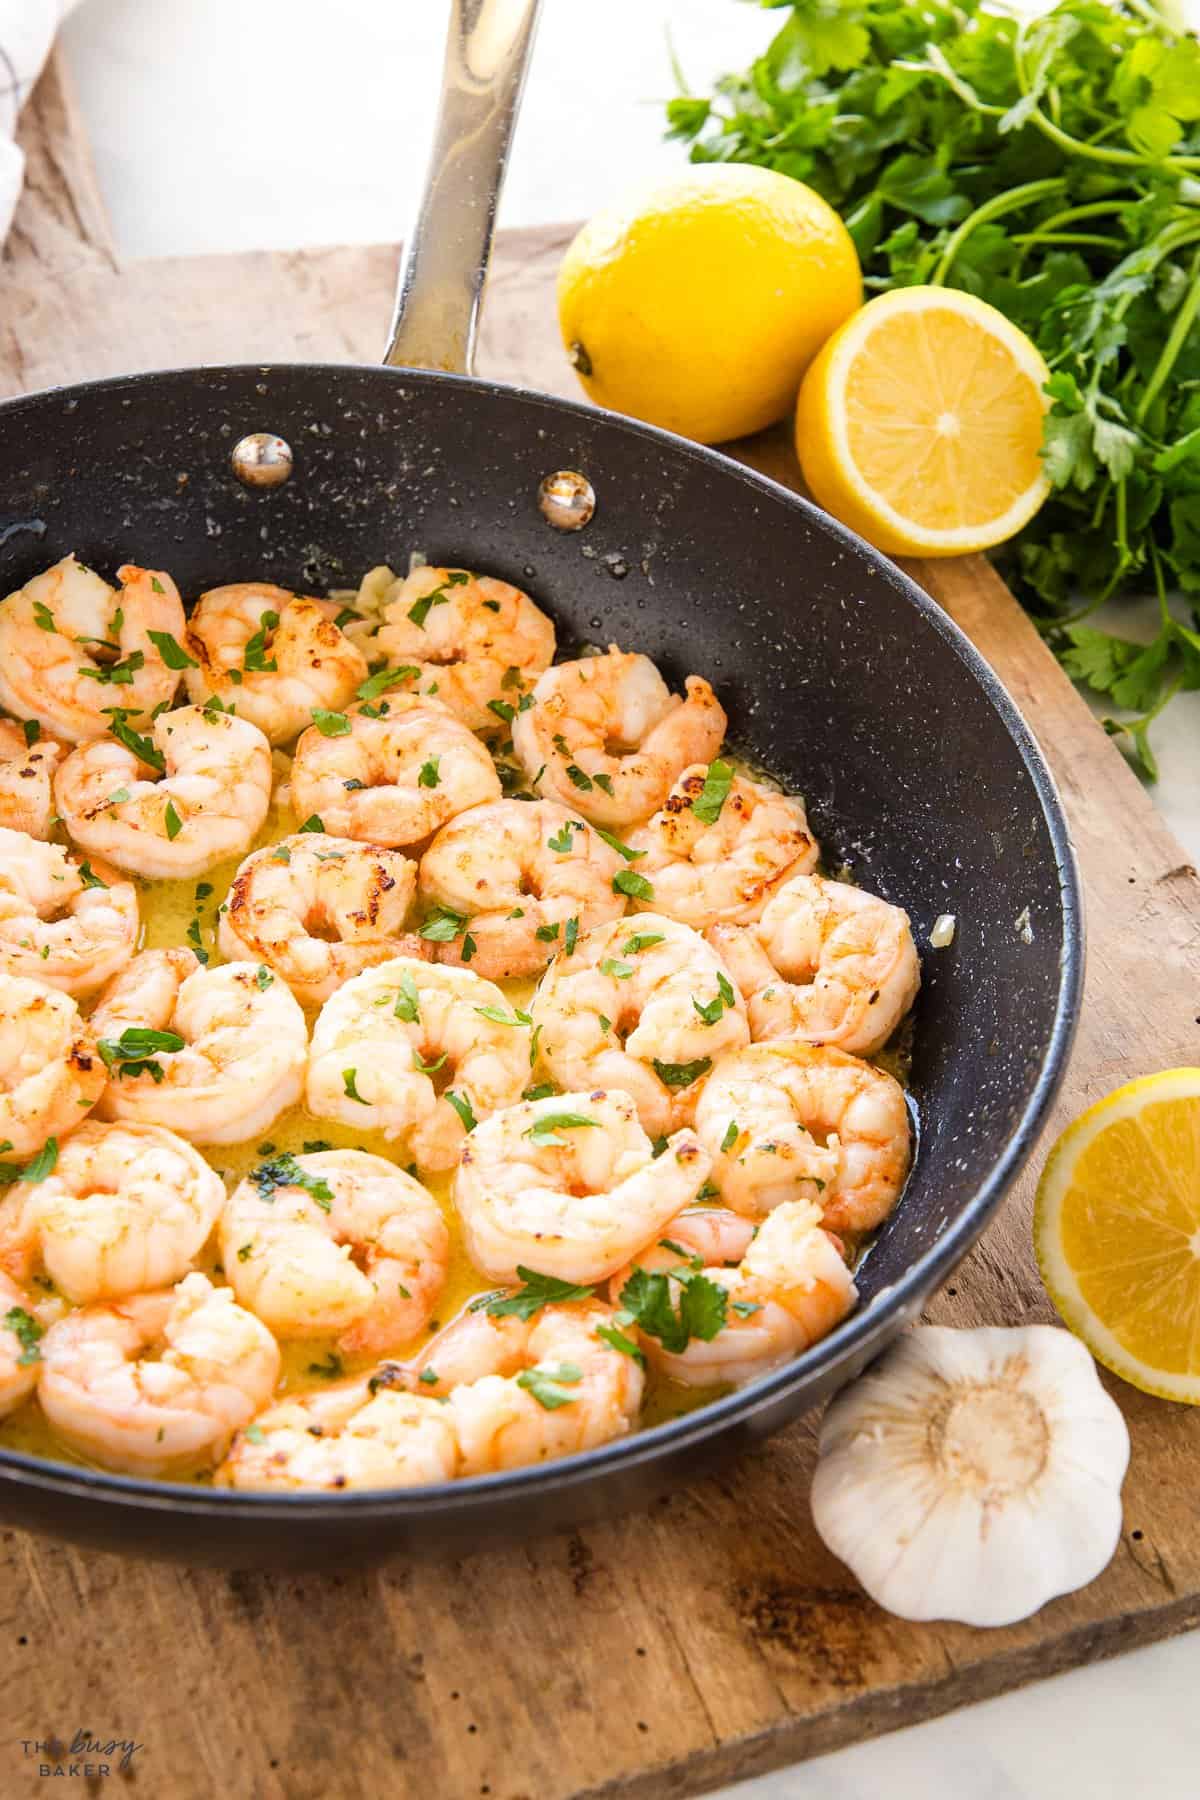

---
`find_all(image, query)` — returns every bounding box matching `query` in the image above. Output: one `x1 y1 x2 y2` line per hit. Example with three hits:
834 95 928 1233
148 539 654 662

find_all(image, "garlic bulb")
811 1325 1129 1627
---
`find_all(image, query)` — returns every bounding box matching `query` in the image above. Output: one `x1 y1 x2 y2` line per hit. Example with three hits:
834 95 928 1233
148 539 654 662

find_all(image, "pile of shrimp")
0 552 924 1492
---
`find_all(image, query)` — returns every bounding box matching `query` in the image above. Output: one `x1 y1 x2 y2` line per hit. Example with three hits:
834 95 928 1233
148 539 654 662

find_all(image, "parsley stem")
1010 201 1131 276
929 178 1065 287
1013 13 1200 171
1135 249 1200 427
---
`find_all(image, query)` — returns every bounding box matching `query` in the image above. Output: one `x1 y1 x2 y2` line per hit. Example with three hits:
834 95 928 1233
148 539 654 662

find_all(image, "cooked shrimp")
403 1298 644 1475
0 1270 49 1419
0 556 187 743
0 719 66 839
695 1041 911 1233
0 829 138 998
289 696 499 848
0 974 105 1158
710 874 920 1057
218 1381 458 1492
53 704 272 881
512 647 726 827
416 798 626 981
529 913 749 1135
183 583 368 745
373 564 555 736
305 959 528 1172
38 1272 280 1476
453 1088 711 1284
218 833 429 1007
627 764 818 928
221 1150 448 1357
0 1121 224 1304
609 1200 856 1386
91 949 308 1145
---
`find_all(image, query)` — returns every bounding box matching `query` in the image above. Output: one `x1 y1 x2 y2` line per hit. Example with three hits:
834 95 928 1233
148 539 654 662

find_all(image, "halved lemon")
1035 1070 1200 1403
796 286 1051 558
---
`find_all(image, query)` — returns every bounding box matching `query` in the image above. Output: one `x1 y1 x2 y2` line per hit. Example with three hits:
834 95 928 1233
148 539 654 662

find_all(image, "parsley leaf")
516 1362 584 1410
692 760 733 826
311 708 351 737
4 1306 45 1366
97 1028 184 1084
613 869 654 902
652 1056 712 1090
523 1110 599 1147
475 1267 595 1321
251 1152 334 1211
147 629 197 669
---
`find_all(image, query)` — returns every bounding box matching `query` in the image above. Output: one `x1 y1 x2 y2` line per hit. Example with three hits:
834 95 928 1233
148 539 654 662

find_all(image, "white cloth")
0 1 79 242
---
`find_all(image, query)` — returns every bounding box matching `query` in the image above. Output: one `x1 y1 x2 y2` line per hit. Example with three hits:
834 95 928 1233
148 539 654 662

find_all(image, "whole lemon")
557 164 862 445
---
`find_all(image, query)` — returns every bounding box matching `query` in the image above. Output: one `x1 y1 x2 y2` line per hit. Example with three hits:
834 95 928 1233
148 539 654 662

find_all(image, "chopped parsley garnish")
564 915 579 956
446 1090 477 1132
342 1068 368 1103
356 664 419 701
4 1306 45 1366
523 1110 599 1148
473 1266 595 1322
103 708 164 769
0 1139 58 1187
522 1081 556 1102
720 1119 739 1154
516 1361 583 1410
22 720 39 747
407 569 470 628
546 823 575 854
147 630 197 669
417 756 441 789
419 906 466 943
32 601 56 632
692 760 734 826
461 931 478 963
255 965 274 990
693 972 736 1025
617 1264 728 1354
163 798 183 840
595 1322 646 1367
393 972 421 1023
97 1028 184 1083
272 844 292 864
186 917 209 964
534 922 559 942
311 709 351 737
413 1049 448 1075
652 1057 712 1090
77 861 108 890
593 773 615 796
81 650 146 686
601 957 633 980
594 825 645 862
243 611 280 673
622 931 664 954
613 868 654 901
298 814 325 834
474 1003 532 1028
307 1352 344 1379
251 1152 334 1211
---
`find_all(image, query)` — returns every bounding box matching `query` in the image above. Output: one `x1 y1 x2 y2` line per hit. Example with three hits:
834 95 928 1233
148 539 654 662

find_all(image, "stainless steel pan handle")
383 0 543 374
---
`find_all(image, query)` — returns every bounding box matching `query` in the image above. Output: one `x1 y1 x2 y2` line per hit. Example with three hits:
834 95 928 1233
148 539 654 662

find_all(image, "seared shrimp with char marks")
218 833 429 1007
221 1150 448 1357
289 695 500 848
0 973 105 1158
92 949 308 1145
627 763 818 928
710 873 919 1057
0 556 187 743
609 1201 856 1386
453 1088 711 1284
306 958 528 1172
417 798 626 981
54 704 272 880
183 583 369 745
529 913 749 1136
513 647 726 827
38 1272 280 1476
0 720 66 839
695 1041 911 1233
0 1121 224 1304
373 564 555 737
218 1380 458 1492
0 829 138 998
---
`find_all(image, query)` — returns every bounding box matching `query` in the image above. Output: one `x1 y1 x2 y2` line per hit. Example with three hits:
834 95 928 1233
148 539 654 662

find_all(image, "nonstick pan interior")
0 363 1082 1563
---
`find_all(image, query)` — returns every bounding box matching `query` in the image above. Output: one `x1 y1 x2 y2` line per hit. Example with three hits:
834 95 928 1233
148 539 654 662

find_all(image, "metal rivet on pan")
538 470 595 531
231 432 294 489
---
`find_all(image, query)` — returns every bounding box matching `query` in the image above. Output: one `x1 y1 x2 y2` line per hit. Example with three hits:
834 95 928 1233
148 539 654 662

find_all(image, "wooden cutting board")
3 56 1200 1800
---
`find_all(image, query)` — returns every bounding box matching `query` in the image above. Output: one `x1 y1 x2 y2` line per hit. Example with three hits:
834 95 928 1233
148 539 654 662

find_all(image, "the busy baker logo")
17 1731 144 1778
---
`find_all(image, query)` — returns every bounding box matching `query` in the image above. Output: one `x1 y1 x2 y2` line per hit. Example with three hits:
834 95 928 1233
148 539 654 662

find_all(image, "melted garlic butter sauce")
1 787 735 1477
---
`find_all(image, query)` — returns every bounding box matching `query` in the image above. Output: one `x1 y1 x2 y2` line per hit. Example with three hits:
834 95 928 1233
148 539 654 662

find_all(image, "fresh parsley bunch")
669 0 1200 773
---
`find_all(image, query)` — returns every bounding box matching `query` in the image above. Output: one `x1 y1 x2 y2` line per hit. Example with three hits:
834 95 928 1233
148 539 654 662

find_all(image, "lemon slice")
1035 1069 1200 1403
796 286 1051 557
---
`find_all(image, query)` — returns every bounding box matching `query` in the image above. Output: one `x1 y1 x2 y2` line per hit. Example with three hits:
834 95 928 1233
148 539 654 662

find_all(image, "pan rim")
0 362 1084 1519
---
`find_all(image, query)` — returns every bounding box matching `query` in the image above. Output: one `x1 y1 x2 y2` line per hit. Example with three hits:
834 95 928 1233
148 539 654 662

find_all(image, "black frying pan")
0 1 1081 1567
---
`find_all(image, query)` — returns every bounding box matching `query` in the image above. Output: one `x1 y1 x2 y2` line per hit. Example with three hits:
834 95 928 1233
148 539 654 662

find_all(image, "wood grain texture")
3 58 1200 1800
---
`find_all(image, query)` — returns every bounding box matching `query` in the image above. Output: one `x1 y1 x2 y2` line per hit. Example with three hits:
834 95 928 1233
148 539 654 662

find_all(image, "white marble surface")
55 4 1200 1795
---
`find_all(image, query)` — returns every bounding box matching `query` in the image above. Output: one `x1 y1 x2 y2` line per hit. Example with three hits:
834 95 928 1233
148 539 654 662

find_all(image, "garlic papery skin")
810 1325 1130 1628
